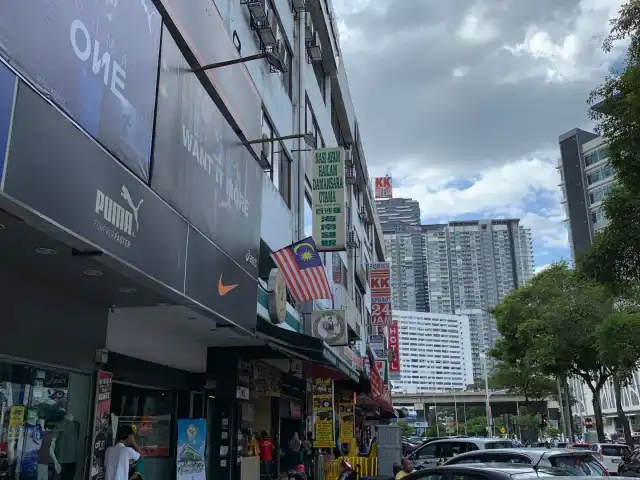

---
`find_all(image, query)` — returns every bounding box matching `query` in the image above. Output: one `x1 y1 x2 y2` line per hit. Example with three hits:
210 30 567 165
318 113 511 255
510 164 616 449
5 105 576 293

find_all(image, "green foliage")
488 360 555 405
545 427 561 440
397 420 415 437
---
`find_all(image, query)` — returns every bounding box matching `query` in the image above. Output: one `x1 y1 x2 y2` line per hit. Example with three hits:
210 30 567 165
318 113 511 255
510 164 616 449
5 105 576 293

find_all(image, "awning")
356 370 396 417
256 318 360 383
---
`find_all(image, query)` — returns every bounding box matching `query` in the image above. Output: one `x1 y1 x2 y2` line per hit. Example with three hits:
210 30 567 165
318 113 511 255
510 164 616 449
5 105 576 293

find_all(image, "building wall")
393 311 473 393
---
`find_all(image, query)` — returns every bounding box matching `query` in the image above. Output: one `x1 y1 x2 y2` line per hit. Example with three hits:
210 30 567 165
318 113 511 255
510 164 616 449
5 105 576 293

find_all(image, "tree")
397 420 415 437
488 360 556 411
491 262 614 441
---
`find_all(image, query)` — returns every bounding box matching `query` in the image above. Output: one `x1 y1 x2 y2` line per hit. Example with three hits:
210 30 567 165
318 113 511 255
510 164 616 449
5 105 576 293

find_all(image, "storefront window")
109 384 174 458
0 360 91 480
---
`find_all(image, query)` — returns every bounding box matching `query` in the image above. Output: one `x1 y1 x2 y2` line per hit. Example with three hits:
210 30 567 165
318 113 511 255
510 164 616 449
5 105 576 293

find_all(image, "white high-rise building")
422 220 534 382
393 310 474 393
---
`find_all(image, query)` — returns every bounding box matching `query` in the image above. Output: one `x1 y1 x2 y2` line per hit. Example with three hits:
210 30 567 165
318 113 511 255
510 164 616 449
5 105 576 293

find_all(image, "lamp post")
480 352 492 436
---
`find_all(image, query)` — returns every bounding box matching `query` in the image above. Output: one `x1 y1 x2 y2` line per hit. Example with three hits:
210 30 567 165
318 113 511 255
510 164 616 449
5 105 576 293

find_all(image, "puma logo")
120 185 143 231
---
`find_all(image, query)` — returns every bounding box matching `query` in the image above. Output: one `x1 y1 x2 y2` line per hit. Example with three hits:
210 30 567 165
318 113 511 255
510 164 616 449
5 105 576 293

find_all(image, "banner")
369 263 392 326
312 148 346 251
177 418 207 480
89 371 113 480
0 0 162 181
374 176 392 199
337 392 355 443
250 362 281 397
368 334 385 358
388 323 400 373
312 378 335 448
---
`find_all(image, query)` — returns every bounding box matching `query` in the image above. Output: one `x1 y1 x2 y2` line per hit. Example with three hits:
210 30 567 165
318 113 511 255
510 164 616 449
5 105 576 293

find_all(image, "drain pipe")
296 10 307 242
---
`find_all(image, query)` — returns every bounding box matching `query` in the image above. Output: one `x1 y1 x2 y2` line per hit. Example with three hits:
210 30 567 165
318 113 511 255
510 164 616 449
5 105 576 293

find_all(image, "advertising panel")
388 323 400 373
160 0 262 156
312 148 346 251
0 0 162 181
369 262 392 326
312 378 335 448
184 227 258 331
337 391 355 444
89 371 113 480
0 62 16 184
368 334 385 358
374 176 392 199
176 418 207 480
153 26 262 278
3 83 189 292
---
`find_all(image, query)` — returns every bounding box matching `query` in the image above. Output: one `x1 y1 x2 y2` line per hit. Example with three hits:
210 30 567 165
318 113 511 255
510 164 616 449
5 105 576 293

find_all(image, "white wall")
261 172 295 251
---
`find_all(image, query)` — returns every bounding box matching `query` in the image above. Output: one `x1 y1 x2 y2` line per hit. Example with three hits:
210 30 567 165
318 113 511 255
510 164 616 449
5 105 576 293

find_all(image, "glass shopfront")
0 359 91 480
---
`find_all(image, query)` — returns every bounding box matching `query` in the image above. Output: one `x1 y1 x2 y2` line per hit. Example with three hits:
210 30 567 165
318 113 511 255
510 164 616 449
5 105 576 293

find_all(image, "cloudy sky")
332 0 626 272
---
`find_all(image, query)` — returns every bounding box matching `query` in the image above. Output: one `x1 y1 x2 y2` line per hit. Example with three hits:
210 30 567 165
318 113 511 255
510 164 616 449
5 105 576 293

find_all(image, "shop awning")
256 318 360 383
356 370 396 417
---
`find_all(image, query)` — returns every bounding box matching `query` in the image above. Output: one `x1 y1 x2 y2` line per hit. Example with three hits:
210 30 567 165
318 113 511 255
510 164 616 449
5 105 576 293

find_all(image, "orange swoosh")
218 273 239 296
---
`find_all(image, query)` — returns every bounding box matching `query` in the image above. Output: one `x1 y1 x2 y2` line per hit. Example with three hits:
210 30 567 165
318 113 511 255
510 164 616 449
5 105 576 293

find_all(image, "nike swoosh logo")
218 273 238 296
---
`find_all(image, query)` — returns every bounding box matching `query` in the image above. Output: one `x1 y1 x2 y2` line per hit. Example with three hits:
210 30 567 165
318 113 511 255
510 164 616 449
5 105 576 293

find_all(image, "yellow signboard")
313 378 335 448
500 427 506 435
338 391 355 443
8 405 25 440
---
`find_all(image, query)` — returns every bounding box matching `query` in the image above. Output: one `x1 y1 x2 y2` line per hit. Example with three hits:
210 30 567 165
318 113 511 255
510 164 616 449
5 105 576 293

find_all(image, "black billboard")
152 26 263 278
0 62 16 182
0 0 162 182
3 82 188 292
184 227 258 331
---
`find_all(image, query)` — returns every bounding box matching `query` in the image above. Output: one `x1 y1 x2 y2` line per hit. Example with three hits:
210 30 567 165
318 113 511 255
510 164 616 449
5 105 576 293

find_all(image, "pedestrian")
289 432 302 467
259 431 274 479
301 432 314 476
105 425 141 480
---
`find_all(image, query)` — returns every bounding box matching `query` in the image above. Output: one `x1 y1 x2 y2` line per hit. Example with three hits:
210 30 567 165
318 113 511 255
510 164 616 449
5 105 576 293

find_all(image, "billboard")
312 148 346 251
4 83 189 292
0 0 162 181
388 322 400 373
374 176 392 199
369 262 392 326
152 26 263 278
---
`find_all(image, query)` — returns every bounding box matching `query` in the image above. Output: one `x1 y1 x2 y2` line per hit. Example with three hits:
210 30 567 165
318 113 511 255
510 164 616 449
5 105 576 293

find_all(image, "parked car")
570 444 593 451
588 444 631 475
617 446 640 476
403 463 584 480
443 448 608 476
555 443 569 449
407 437 519 468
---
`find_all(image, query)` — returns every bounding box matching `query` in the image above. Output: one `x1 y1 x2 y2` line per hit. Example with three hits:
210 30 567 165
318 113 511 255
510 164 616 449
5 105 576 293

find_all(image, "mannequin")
50 413 79 480
20 409 44 480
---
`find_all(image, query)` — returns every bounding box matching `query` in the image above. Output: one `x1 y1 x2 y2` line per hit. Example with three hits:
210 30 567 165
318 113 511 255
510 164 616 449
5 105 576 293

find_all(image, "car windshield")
601 445 630 456
571 445 592 451
486 441 517 449
549 454 607 476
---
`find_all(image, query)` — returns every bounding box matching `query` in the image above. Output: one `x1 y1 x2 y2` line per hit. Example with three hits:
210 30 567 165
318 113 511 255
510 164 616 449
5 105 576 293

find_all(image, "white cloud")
520 212 568 249
452 66 470 78
456 3 500 45
535 263 552 274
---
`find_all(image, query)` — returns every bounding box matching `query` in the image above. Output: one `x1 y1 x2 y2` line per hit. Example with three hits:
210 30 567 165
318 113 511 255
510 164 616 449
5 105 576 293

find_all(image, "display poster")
8 406 25 440
177 418 207 480
250 362 281 397
312 378 335 448
337 392 355 444
89 371 113 480
369 263 392 326
374 176 392 199
312 148 346 251
387 323 401 373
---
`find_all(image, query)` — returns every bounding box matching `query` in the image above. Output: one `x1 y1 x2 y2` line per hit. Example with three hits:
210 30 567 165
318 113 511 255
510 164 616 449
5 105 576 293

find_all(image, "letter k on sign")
218 273 238 296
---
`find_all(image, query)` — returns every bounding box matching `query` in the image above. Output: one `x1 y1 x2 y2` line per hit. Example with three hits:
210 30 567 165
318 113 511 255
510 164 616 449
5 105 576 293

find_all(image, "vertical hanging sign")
312 147 346 251
369 263 392 326
387 323 400 373
89 371 113 480
312 378 335 448
338 391 355 443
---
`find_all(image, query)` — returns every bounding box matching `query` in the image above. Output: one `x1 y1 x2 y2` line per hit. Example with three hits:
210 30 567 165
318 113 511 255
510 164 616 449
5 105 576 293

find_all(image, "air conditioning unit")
241 0 268 20
292 0 306 12
259 134 271 169
304 16 314 45
359 207 370 224
345 163 356 185
306 31 322 63
268 43 288 73
254 9 277 48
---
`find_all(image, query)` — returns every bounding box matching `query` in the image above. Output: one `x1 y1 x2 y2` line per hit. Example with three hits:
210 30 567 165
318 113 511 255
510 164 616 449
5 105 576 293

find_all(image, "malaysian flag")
271 237 333 302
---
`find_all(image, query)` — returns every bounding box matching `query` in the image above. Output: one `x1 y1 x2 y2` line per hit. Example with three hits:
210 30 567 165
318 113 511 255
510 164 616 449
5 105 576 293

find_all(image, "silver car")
443 448 608 476
588 443 631 474
408 437 518 467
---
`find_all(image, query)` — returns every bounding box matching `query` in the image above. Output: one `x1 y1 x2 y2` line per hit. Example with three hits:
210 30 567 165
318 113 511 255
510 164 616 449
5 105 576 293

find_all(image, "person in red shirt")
259 430 274 479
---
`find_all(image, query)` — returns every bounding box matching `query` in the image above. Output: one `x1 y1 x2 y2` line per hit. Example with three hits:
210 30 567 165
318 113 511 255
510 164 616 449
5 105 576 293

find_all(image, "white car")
589 443 631 474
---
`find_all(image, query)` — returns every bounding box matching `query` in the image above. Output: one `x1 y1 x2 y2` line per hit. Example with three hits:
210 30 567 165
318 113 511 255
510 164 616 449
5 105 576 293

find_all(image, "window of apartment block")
261 111 291 207
273 17 293 98
305 98 324 148
313 57 326 101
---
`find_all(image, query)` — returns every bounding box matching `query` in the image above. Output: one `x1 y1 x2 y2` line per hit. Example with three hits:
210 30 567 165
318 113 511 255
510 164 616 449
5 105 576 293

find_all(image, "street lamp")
480 352 492 436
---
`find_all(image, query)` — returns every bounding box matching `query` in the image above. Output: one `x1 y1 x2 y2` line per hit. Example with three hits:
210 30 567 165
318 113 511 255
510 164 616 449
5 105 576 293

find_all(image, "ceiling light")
83 269 103 276
35 247 58 255
187 316 196 320
155 302 170 307
119 287 136 293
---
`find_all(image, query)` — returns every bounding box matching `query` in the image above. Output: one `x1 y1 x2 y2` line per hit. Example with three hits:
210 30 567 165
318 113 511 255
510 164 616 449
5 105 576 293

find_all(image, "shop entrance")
279 400 303 473
0 359 91 480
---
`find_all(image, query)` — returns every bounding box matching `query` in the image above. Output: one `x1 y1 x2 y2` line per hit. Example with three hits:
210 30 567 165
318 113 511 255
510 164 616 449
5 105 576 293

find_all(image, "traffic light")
584 418 594 430
539 413 548 429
